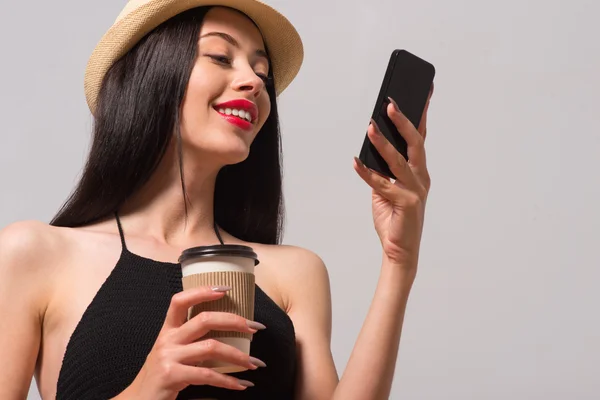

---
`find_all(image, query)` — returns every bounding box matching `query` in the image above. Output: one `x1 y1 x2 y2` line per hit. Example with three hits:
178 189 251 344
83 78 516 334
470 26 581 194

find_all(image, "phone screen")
358 50 435 179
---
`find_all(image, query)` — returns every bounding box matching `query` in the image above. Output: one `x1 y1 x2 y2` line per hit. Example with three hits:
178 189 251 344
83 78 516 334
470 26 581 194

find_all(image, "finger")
366 120 421 191
387 98 427 179
175 338 266 371
175 364 254 391
386 97 427 168
353 157 422 205
386 97 424 149
164 287 229 329
176 311 263 344
418 86 434 139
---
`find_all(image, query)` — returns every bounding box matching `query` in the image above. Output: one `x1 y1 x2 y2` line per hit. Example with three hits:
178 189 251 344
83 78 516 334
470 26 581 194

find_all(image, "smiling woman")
0 0 433 399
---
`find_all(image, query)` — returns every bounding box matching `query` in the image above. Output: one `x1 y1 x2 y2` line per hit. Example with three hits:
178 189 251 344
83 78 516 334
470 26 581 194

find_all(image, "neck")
118 143 225 248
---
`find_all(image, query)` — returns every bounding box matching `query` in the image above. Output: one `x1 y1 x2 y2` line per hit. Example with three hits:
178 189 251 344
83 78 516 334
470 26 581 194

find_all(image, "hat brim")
84 0 303 114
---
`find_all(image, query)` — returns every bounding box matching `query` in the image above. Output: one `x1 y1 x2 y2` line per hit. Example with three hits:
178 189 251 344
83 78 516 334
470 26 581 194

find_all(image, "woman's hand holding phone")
354 83 434 273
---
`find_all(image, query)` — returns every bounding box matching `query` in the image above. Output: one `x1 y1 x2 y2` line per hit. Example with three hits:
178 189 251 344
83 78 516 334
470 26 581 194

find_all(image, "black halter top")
55 213 297 399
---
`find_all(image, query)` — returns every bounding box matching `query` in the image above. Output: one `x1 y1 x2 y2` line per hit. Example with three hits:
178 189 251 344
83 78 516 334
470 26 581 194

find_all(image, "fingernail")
370 119 382 135
238 379 255 388
211 285 232 292
355 157 372 174
249 356 267 368
247 320 267 330
387 96 399 111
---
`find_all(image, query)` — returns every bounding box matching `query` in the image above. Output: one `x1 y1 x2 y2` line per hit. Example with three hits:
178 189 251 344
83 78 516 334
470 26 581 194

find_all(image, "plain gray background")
0 0 598 398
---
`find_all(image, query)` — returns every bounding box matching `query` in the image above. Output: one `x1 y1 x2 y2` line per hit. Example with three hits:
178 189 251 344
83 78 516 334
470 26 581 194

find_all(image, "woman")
0 0 433 399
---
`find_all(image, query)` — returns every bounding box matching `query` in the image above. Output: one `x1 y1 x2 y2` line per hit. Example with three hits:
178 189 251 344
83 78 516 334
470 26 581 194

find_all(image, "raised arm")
283 247 415 400
290 87 433 400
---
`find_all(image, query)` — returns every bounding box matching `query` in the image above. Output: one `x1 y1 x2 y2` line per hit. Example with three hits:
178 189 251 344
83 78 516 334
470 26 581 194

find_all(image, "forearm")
332 257 416 400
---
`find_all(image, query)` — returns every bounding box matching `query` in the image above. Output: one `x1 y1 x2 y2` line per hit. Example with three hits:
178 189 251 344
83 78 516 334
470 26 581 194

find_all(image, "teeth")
241 111 252 122
217 107 253 122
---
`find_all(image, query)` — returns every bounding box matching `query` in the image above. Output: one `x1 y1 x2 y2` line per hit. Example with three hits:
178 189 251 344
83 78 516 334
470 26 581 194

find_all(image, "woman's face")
180 7 272 166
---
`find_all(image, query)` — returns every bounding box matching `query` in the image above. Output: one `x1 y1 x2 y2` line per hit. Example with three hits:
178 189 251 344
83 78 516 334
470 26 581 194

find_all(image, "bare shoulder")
0 220 65 268
0 220 70 316
253 243 331 311
0 220 69 285
254 243 328 280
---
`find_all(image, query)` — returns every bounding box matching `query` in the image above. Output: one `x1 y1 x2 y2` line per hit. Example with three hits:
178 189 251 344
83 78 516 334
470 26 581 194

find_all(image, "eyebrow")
200 32 270 65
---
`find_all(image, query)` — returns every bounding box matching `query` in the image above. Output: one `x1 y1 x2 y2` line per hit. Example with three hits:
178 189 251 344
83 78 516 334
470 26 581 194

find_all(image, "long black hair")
50 7 285 245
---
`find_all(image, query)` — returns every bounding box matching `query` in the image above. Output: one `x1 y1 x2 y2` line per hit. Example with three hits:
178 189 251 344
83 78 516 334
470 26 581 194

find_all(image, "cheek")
258 93 272 126
180 77 213 144
182 67 221 117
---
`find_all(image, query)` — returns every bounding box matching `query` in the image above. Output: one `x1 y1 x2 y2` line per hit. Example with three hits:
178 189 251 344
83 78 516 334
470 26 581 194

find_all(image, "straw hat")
84 0 304 115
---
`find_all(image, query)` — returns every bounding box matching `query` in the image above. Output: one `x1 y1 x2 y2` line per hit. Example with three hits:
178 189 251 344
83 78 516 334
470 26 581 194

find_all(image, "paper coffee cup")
179 244 259 373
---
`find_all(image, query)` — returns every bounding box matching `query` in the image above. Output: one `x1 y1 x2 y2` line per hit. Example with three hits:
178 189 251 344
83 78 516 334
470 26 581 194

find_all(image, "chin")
214 142 252 166
220 152 250 166
184 126 255 166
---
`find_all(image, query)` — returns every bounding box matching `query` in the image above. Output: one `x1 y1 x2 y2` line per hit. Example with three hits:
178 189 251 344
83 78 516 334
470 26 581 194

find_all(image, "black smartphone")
358 49 435 179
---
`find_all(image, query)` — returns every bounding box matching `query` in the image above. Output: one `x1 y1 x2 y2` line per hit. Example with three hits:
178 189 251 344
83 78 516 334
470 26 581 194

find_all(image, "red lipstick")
213 99 258 131
219 114 253 130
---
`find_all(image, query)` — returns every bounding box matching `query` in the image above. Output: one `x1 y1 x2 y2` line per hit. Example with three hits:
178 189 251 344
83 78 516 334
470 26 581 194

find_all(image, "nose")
231 65 265 98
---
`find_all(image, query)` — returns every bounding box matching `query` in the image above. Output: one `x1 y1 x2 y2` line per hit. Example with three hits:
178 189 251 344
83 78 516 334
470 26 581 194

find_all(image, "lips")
217 113 253 131
213 99 258 123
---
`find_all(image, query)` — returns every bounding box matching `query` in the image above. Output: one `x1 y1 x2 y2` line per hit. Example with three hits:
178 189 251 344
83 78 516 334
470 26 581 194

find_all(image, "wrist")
381 254 418 286
382 250 418 270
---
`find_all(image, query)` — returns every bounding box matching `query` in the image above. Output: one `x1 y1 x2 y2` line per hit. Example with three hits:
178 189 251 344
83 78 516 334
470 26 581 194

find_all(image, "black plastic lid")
178 244 259 265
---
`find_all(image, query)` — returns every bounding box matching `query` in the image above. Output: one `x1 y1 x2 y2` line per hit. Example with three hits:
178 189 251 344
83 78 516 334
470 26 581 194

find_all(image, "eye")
257 73 275 88
256 73 270 84
208 54 272 87
208 54 231 65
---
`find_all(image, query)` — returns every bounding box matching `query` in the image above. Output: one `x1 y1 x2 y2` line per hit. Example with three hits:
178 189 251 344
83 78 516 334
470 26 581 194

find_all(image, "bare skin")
14 218 320 399
0 5 433 400
1 9 338 397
